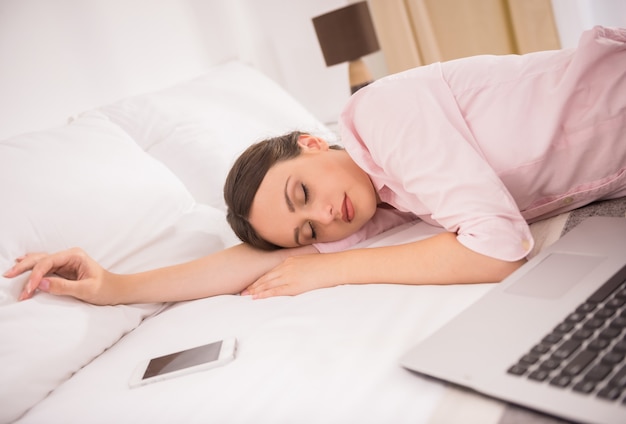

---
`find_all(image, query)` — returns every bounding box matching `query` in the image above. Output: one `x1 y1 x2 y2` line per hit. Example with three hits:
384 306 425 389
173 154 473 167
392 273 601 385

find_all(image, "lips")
342 194 354 223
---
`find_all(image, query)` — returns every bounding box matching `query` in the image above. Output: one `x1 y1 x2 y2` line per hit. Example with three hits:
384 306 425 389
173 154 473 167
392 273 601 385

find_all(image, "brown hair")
224 131 304 250
224 130 342 250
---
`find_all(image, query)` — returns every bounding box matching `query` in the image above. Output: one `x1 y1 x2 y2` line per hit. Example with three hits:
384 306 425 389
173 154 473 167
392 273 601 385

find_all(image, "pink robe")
315 26 626 261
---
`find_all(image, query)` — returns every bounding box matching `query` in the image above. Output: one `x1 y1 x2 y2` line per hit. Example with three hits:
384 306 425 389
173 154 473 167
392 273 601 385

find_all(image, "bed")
1 1 625 423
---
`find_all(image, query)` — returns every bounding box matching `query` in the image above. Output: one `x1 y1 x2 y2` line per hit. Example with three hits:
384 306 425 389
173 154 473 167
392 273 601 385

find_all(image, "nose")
309 202 337 226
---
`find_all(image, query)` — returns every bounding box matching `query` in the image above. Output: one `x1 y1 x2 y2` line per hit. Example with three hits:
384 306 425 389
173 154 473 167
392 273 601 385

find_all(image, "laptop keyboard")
508 264 626 404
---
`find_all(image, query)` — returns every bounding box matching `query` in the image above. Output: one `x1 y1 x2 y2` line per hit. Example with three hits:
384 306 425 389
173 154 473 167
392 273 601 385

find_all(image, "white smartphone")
129 338 237 388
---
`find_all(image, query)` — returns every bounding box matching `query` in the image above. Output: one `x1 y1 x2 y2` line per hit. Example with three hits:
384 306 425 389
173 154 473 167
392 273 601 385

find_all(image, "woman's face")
249 135 379 248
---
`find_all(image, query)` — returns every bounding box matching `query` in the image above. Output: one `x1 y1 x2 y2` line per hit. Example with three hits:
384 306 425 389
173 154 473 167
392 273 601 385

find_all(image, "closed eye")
301 184 316 240
308 221 317 240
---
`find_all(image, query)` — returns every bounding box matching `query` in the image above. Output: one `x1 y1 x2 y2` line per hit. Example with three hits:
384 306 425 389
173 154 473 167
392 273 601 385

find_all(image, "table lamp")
313 1 380 94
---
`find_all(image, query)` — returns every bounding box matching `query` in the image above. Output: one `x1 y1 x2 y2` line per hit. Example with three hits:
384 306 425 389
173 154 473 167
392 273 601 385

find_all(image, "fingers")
3 252 47 278
18 278 51 301
243 284 287 300
18 256 58 301
3 253 50 301
18 276 81 301
250 285 289 300
35 276 78 298
5 249 86 301
18 269 50 301
241 273 293 300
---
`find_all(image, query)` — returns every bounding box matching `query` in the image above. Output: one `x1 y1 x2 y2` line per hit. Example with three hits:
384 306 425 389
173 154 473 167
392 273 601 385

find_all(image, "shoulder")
337 62 462 169
347 63 444 109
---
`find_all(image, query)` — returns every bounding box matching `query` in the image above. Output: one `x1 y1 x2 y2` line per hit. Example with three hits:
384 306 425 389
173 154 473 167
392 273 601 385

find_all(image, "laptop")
401 216 626 424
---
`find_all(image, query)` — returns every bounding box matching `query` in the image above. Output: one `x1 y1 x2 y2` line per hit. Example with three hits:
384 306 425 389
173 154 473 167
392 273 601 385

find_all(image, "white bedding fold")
17 222 495 424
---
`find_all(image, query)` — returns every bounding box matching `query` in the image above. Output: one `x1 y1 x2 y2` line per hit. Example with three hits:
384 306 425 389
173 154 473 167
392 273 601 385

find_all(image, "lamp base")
349 58 373 94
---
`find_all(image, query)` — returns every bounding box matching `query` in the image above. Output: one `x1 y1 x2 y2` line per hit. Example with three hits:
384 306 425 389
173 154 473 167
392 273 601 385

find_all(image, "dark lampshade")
312 1 380 67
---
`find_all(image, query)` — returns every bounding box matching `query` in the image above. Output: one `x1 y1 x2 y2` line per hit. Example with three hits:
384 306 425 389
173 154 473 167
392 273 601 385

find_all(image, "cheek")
252 214 295 247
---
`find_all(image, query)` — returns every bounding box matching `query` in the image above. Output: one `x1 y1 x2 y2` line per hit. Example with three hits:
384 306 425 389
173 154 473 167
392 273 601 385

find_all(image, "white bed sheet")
17 222 496 424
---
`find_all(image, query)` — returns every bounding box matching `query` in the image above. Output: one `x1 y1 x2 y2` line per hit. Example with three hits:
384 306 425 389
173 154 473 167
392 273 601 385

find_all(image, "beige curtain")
369 0 561 74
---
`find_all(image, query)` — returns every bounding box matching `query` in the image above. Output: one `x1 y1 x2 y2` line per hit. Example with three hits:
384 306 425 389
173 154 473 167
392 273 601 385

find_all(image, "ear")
297 134 329 152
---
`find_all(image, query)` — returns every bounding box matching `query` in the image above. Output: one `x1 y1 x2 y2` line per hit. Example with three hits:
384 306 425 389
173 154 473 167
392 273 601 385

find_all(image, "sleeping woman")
6 26 626 305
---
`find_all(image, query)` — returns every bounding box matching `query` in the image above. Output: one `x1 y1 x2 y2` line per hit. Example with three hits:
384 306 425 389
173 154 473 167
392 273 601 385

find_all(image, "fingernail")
39 279 50 292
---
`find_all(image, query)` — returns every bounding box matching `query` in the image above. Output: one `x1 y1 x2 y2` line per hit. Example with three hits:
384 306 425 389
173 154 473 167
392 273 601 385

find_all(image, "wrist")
104 272 131 305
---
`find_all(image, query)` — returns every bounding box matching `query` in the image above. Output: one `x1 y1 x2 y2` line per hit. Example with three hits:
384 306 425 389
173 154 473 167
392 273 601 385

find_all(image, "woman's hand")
4 248 114 305
241 253 343 299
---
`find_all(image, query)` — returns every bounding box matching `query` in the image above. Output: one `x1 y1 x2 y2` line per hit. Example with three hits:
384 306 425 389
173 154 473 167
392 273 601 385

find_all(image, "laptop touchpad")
504 253 606 300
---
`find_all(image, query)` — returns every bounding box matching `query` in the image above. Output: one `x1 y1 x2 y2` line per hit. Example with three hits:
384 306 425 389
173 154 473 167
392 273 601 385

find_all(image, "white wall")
551 0 626 48
226 0 353 124
0 0 352 139
0 0 231 138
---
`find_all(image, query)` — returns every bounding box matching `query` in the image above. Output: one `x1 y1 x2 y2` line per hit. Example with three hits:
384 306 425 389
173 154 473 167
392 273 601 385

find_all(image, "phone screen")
143 340 223 379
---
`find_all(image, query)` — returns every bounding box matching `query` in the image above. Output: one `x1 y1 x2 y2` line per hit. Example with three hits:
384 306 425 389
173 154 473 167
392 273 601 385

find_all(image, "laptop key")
607 297 626 308
577 302 597 314
539 358 560 371
597 385 622 401
584 318 606 330
596 307 617 320
562 350 597 376
572 328 594 340
573 380 596 394
599 327 622 339
614 340 626 354
543 332 563 345
588 338 611 351
531 343 552 354
566 312 587 323
529 369 550 382
520 353 540 365
507 364 528 376
550 374 572 387
616 288 626 299
610 316 626 329
552 339 582 360
588 269 626 303
584 364 613 382
608 365 626 388
601 351 625 366
555 322 575 333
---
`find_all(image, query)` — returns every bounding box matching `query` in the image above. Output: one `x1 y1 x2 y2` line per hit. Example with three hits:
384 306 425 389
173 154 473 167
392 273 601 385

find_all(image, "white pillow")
89 60 336 209
0 114 234 422
0 60 331 422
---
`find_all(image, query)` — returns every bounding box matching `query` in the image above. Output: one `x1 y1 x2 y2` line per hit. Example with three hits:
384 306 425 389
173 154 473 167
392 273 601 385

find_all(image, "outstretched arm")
5 243 317 305
243 232 526 299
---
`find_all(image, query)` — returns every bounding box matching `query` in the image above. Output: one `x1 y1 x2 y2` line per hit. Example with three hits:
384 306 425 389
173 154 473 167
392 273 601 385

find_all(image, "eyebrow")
284 176 302 246
284 176 295 213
